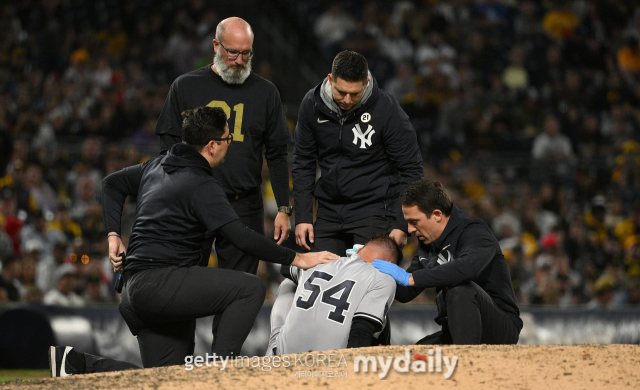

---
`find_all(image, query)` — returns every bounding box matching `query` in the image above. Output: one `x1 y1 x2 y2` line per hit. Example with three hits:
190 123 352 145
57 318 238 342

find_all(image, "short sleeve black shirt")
155 65 293 196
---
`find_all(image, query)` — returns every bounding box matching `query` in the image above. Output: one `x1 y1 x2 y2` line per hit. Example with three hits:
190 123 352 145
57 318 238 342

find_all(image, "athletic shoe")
49 346 86 377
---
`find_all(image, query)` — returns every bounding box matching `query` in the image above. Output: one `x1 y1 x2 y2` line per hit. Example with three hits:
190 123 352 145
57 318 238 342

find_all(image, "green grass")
0 370 49 382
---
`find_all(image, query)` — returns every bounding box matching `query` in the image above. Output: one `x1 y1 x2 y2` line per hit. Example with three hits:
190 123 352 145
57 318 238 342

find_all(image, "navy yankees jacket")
292 75 423 231
396 204 523 331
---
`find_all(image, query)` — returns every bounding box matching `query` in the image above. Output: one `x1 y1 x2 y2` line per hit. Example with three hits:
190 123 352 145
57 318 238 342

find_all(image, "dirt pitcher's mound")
4 345 639 389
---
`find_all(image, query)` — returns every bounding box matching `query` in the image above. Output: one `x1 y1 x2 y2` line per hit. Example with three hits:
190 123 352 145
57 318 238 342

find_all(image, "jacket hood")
320 70 375 118
431 204 469 251
162 143 213 175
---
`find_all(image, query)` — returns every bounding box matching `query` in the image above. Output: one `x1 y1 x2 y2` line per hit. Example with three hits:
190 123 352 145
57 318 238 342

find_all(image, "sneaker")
49 346 86 377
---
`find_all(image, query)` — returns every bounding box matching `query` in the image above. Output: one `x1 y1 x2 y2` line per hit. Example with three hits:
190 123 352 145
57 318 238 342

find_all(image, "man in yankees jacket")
374 179 522 344
293 50 423 255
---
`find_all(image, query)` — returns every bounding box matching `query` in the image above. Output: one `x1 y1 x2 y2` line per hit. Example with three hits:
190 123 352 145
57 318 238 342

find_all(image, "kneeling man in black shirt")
373 179 522 344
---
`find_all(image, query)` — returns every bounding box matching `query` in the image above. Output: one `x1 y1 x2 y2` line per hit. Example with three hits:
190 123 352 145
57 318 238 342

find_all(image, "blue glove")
372 259 411 286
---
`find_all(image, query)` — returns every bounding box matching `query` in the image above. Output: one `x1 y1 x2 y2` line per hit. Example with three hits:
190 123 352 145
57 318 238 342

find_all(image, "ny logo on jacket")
352 123 375 149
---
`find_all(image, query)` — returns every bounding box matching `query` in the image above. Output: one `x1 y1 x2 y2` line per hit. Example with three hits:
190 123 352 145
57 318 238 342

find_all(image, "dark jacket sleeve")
218 220 296 265
347 317 378 348
394 252 427 303
265 144 291 208
382 98 423 232
411 223 496 288
102 164 144 235
292 95 318 225
264 88 293 208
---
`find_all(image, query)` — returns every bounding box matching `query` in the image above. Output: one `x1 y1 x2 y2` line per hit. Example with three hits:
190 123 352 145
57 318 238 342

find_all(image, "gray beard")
213 50 251 84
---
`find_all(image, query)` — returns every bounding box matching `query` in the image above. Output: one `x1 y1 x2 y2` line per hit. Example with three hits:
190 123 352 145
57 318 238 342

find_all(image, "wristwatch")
278 205 293 216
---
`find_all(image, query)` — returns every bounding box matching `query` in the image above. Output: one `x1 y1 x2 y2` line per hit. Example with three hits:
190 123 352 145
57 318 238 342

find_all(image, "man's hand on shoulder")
389 229 407 249
372 259 412 286
292 251 339 270
295 223 314 250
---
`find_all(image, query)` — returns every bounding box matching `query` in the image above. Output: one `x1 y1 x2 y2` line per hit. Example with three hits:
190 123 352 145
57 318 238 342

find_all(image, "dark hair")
363 234 402 264
181 106 227 150
401 179 453 217
331 51 368 84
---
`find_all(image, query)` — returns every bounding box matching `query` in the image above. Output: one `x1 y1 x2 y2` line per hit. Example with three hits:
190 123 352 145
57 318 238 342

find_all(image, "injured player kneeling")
266 234 401 355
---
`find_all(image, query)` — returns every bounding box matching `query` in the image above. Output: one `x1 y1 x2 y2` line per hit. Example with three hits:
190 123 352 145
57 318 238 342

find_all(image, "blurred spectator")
587 274 619 309
0 255 21 301
23 286 44 303
36 240 68 295
70 176 100 222
502 45 529 91
542 4 580 41
131 116 159 153
414 31 457 86
521 253 558 305
384 63 416 102
63 49 92 85
0 187 22 256
43 263 84 307
24 163 57 214
20 210 65 258
49 201 82 243
314 2 355 59
83 271 111 305
531 114 575 182
378 22 414 63
618 278 640 305
18 257 39 298
0 228 10 261
617 36 640 75
615 202 640 249
466 30 499 84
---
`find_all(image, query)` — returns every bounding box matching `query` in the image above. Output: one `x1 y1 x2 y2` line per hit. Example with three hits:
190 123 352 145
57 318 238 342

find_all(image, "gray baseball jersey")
274 255 396 354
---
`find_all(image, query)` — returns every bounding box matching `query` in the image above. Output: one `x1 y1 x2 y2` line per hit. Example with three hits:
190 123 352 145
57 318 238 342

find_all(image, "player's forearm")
347 317 377 348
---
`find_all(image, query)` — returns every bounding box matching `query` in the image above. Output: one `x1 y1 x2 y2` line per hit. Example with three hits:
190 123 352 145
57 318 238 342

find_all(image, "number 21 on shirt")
207 100 245 142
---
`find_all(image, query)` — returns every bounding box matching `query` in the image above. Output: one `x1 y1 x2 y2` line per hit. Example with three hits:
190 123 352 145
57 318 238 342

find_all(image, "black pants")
215 189 264 274
84 353 140 373
311 216 396 255
119 266 265 367
210 189 264 350
416 282 520 345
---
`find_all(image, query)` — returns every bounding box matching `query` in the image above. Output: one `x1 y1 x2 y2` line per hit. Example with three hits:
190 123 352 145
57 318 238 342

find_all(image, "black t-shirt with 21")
154 65 293 197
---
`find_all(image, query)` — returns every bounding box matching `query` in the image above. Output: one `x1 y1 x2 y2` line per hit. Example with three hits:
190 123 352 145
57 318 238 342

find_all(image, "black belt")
227 188 259 202
123 269 141 284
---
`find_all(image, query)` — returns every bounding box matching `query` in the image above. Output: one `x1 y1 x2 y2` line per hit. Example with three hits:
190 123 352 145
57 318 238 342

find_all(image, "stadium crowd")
0 0 639 308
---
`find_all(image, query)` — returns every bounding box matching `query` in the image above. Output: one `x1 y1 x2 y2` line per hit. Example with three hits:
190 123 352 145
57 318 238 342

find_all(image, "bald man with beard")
154 17 295 349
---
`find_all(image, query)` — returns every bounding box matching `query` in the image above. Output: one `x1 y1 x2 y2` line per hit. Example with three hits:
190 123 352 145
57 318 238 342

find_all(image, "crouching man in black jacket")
100 107 337 367
373 179 522 344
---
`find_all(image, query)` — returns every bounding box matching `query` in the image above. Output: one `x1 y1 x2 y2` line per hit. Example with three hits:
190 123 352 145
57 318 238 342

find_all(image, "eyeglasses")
213 134 233 145
218 42 254 61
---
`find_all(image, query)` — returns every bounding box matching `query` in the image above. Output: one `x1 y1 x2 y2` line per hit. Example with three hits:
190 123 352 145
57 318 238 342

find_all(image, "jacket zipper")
335 117 345 224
